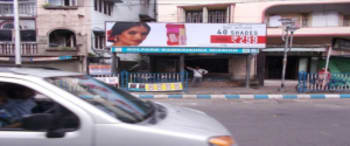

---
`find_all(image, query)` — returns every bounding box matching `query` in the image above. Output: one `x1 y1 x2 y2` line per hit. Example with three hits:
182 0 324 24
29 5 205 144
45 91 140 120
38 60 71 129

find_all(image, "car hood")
152 102 231 137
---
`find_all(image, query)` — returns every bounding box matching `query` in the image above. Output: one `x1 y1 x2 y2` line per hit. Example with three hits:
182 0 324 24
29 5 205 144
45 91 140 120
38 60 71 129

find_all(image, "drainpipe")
153 0 157 21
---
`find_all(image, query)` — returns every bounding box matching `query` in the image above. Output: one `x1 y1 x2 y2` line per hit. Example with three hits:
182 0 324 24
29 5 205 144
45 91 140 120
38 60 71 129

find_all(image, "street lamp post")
14 0 21 65
279 18 299 91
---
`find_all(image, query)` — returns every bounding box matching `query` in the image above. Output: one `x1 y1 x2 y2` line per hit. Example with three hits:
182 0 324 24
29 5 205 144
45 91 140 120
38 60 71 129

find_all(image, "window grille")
185 10 202 23
208 9 226 23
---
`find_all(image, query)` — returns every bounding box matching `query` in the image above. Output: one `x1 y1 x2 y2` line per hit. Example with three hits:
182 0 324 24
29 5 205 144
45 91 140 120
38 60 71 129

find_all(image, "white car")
0 66 237 146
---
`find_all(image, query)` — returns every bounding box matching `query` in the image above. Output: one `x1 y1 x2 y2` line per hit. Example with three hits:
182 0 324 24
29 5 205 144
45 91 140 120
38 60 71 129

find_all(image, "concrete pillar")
226 6 230 23
229 56 234 80
178 8 186 23
229 5 235 23
203 7 208 23
111 52 119 75
179 54 185 73
257 53 265 87
245 54 252 88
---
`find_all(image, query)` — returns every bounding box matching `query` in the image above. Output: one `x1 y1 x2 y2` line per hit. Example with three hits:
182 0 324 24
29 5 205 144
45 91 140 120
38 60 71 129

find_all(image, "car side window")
0 82 80 131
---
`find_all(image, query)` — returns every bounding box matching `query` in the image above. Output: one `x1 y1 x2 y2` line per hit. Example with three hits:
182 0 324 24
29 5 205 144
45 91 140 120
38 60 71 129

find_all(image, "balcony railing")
0 2 36 16
0 42 38 56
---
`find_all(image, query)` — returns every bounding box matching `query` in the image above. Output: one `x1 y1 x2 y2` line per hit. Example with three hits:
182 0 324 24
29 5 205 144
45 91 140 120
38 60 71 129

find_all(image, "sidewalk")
130 80 350 99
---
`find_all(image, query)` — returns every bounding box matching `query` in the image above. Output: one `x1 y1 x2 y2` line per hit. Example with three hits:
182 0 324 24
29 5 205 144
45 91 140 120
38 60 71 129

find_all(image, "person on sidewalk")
186 66 208 86
317 68 331 90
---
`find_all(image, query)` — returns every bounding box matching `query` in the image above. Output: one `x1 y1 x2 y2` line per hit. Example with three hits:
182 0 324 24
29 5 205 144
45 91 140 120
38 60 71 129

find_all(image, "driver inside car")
0 91 13 127
0 84 37 128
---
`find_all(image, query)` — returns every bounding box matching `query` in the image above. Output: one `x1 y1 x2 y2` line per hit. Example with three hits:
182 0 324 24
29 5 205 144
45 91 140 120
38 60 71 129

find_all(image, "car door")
0 77 94 146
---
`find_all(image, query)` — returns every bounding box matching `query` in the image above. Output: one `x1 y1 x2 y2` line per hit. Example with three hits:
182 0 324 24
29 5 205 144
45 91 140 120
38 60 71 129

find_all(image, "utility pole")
14 0 21 65
280 29 290 90
279 18 299 91
322 45 332 87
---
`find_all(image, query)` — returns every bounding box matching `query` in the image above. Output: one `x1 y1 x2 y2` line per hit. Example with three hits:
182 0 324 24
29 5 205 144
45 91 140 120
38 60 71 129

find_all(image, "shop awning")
262 48 326 52
319 57 350 73
111 47 259 54
0 56 77 62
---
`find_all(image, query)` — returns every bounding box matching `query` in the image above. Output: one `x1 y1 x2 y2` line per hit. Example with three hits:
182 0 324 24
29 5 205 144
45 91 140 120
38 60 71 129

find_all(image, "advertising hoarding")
106 22 266 50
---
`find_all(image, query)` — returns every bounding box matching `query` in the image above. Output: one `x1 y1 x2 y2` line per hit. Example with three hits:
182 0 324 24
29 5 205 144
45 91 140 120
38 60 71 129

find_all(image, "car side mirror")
22 113 53 131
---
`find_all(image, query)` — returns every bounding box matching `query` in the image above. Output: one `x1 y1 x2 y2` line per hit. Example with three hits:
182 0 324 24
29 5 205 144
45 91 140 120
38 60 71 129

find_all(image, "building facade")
157 0 350 86
156 0 258 86
0 0 156 72
233 0 350 79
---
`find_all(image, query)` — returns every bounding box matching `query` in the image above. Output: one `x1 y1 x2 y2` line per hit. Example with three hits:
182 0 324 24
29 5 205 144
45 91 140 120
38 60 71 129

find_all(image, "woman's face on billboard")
114 25 149 46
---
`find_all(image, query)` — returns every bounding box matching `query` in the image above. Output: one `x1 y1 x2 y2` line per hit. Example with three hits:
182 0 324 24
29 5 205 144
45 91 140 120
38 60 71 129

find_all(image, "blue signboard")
111 47 259 54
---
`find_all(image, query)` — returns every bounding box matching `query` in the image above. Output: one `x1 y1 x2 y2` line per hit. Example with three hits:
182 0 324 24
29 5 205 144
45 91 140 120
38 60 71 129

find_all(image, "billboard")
105 22 266 49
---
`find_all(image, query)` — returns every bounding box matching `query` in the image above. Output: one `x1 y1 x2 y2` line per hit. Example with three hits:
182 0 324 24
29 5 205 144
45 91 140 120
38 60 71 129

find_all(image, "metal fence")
297 72 350 93
120 71 189 91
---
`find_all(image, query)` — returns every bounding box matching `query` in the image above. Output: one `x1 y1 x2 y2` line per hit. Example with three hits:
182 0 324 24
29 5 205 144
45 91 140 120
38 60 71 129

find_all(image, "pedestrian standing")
317 68 331 90
186 66 208 86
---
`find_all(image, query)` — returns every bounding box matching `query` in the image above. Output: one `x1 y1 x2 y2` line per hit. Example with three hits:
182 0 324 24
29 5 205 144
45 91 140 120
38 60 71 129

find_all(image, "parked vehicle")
0 66 237 146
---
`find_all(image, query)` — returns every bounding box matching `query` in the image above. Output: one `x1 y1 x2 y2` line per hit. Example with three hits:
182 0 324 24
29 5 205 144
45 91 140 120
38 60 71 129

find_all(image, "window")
0 4 12 16
0 30 11 41
0 19 36 42
208 9 226 23
343 15 350 26
98 0 102 12
0 82 79 131
108 3 113 15
301 13 309 27
267 15 301 27
94 0 113 16
185 10 202 23
49 29 76 48
20 30 36 42
101 0 104 13
94 0 97 11
94 32 105 50
311 11 339 27
140 0 150 8
268 15 282 27
104 1 107 14
46 75 153 123
48 0 77 7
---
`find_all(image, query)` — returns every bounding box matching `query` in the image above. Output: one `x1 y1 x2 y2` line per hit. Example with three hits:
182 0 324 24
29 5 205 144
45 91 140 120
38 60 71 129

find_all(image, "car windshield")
46 75 153 123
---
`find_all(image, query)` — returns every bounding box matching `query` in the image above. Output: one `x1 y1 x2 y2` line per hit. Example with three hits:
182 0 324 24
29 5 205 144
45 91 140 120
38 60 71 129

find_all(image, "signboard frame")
105 22 266 51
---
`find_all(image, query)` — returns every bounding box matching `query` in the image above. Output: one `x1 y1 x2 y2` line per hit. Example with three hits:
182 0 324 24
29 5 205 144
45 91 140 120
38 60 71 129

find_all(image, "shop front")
106 22 266 90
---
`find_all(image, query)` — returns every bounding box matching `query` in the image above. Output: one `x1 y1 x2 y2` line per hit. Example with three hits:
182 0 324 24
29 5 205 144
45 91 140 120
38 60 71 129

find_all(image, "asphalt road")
152 99 350 146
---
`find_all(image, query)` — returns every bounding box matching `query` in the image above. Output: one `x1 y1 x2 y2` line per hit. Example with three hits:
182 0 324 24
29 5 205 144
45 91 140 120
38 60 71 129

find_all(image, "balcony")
267 26 350 37
265 2 350 37
0 42 38 56
0 1 36 17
